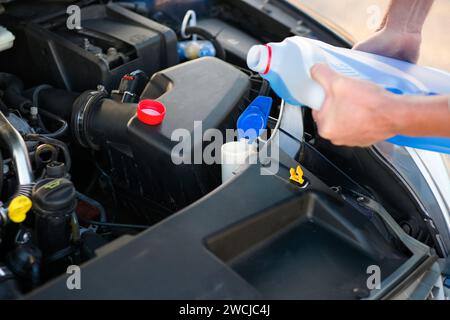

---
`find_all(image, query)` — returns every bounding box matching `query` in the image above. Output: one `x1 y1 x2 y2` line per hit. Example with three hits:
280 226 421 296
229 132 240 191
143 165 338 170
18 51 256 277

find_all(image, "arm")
310 64 450 147
379 0 434 33
393 95 450 137
354 0 434 63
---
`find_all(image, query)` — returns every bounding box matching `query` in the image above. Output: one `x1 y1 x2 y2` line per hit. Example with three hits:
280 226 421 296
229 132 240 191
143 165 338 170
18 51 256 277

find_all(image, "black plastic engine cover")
88 58 250 218
26 155 418 300
18 3 178 91
136 57 249 145
124 57 250 213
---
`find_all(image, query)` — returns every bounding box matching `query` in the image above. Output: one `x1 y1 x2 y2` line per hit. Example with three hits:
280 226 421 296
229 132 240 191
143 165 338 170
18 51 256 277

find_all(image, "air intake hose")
0 73 32 112
71 90 137 149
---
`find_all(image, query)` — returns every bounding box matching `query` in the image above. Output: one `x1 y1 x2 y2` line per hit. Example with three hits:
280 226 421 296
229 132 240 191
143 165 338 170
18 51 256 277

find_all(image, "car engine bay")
0 0 444 299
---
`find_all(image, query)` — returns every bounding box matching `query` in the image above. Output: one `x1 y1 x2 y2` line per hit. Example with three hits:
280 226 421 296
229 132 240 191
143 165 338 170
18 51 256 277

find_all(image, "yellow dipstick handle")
290 166 305 185
8 195 32 223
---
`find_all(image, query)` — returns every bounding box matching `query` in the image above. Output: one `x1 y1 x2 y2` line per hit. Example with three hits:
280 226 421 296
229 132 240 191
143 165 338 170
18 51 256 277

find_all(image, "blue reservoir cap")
237 96 273 143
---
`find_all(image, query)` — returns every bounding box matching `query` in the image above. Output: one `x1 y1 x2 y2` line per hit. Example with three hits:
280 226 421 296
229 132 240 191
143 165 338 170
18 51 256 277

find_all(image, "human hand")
310 63 399 147
353 27 422 63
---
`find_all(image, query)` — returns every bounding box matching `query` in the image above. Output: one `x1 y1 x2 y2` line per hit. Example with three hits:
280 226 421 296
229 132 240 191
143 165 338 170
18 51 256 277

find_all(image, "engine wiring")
23 134 72 172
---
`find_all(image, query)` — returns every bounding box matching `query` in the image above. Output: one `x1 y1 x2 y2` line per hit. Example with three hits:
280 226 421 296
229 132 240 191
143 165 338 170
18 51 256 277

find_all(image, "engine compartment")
0 0 440 299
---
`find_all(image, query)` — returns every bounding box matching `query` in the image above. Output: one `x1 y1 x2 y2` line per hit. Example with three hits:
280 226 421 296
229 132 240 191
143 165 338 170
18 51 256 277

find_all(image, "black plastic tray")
207 193 410 299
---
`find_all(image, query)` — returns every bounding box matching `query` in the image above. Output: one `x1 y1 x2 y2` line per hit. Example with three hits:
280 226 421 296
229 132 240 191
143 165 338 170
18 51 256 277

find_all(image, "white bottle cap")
247 45 270 74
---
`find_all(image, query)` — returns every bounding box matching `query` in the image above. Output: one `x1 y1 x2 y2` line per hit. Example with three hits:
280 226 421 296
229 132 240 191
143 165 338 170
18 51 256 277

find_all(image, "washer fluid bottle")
247 36 450 154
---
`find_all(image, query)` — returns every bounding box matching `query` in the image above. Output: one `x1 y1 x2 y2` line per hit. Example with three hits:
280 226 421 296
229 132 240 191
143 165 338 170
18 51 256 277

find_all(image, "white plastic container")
247 36 450 110
247 37 326 110
221 140 257 183
0 26 14 52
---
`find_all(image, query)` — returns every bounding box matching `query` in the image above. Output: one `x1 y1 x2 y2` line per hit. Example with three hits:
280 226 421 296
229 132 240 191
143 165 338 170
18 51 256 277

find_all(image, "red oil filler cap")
137 99 166 125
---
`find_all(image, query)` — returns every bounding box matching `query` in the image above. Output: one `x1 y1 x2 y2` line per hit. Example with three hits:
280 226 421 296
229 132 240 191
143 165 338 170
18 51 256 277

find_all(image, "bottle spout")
247 45 270 74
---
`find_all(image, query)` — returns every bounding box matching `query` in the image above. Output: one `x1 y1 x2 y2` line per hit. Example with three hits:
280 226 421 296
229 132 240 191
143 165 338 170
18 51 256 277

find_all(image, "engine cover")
81 57 250 219
127 57 250 213
17 3 178 91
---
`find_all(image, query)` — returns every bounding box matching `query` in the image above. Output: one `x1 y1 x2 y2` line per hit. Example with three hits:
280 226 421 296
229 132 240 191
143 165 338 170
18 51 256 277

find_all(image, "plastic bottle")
247 36 450 154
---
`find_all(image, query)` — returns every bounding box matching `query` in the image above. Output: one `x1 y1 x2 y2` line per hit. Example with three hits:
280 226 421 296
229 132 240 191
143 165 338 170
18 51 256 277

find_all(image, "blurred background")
295 0 449 72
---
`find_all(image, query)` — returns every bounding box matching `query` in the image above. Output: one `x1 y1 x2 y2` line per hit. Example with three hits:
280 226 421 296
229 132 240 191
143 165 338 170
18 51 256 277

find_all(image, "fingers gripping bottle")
247 36 450 154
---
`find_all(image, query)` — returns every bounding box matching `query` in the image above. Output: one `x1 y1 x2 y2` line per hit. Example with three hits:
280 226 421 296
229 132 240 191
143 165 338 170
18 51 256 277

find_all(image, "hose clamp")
72 90 108 150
